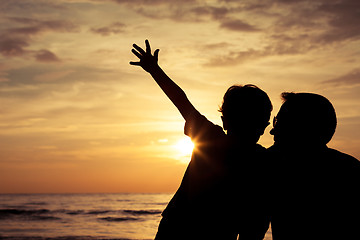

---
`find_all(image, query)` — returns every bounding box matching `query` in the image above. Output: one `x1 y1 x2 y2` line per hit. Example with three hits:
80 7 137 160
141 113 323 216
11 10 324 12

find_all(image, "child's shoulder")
185 112 225 141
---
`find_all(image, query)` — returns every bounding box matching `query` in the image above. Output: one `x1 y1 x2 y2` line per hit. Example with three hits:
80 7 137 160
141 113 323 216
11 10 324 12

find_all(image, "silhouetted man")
268 92 360 240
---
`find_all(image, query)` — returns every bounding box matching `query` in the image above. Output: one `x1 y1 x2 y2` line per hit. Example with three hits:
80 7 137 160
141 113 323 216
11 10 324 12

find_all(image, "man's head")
219 84 272 143
270 92 337 147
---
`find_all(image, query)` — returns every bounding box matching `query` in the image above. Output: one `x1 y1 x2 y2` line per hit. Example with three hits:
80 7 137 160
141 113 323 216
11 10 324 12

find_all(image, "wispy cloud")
112 0 196 5
90 22 126 36
204 35 314 67
190 5 230 20
315 0 360 44
202 0 360 66
0 17 79 62
322 69 360 86
0 37 29 57
205 49 265 67
219 18 260 32
35 49 61 62
7 17 79 35
269 0 360 45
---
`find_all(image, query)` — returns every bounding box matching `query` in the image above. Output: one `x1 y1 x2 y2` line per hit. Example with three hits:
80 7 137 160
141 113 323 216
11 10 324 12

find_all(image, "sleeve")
184 110 224 143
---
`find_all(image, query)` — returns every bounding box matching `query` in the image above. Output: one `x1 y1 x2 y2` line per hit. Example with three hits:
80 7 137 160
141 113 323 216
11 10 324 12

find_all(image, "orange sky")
1 0 360 193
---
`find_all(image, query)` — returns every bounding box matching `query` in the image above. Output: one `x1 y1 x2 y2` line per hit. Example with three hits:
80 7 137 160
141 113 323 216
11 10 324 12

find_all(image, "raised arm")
130 40 197 121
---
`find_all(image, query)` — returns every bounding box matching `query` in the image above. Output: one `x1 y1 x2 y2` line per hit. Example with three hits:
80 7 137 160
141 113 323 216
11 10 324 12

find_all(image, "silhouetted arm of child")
130 40 197 121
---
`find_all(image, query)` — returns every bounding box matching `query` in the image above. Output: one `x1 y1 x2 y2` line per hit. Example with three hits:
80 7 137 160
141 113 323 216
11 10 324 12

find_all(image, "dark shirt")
268 145 360 240
155 111 270 240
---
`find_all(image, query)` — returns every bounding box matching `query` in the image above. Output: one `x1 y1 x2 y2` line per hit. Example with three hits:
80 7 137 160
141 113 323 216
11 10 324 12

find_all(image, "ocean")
0 193 272 240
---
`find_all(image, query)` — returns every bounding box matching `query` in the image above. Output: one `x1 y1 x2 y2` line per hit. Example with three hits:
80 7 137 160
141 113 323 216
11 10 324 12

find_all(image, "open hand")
130 39 160 73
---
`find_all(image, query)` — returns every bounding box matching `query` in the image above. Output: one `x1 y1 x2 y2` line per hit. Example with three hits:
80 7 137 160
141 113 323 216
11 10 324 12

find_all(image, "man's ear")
221 116 228 130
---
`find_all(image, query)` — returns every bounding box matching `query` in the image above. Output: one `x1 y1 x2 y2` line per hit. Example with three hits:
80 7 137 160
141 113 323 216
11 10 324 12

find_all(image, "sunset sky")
1 0 359 193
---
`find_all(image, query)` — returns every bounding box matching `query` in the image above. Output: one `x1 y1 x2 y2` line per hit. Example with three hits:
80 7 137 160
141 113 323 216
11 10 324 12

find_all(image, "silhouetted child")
130 40 272 240
268 92 360 240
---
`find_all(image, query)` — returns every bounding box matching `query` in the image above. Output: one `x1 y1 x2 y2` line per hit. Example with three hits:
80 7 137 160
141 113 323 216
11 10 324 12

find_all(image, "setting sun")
174 137 195 158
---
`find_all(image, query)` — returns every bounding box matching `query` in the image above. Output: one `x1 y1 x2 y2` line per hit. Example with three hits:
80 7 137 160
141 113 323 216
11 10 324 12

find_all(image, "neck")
227 132 259 146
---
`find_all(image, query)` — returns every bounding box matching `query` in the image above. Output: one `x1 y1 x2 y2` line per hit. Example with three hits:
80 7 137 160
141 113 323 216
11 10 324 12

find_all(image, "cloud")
112 0 196 4
0 63 10 82
203 0 360 66
8 17 79 35
204 34 314 67
315 0 360 44
72 0 360 44
190 5 230 20
216 0 360 46
0 37 29 57
127 2 263 34
0 17 79 62
322 69 360 86
35 50 61 63
204 48 265 67
201 42 233 50
267 0 360 45
90 22 126 36
219 18 260 32
107 0 358 42
109 0 230 23
34 70 75 82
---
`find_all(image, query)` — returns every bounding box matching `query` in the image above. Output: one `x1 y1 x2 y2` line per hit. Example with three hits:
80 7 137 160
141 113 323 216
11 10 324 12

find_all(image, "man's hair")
281 92 337 144
219 84 272 126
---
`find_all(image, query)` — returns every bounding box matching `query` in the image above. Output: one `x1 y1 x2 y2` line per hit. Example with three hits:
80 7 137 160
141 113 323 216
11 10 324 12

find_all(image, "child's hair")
219 84 272 126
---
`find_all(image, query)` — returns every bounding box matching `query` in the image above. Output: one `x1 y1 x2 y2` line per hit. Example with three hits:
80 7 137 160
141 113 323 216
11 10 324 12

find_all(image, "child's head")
219 84 272 143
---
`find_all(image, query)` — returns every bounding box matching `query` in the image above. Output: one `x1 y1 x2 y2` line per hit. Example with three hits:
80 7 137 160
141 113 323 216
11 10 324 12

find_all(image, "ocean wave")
99 217 139 222
0 209 50 215
0 237 137 240
123 210 162 215
65 209 162 216
0 209 59 222
25 201 48 206
0 209 60 221
30 215 61 221
0 208 162 221
0 209 51 217
62 210 85 215
86 210 113 215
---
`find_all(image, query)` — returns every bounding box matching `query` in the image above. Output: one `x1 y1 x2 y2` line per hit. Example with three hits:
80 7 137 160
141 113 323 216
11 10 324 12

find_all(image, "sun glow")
174 137 195 160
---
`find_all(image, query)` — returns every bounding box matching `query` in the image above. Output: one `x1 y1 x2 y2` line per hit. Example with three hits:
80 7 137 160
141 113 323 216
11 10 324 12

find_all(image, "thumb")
154 49 160 61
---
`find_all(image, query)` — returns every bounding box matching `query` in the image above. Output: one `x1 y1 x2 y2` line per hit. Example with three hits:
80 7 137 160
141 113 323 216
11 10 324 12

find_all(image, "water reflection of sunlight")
174 137 194 163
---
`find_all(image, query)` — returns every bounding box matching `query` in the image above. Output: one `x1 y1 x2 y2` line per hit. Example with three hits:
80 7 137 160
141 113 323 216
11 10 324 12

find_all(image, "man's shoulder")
327 148 360 168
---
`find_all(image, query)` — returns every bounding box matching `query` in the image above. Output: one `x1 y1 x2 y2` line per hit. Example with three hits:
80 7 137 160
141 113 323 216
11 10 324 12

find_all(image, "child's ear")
221 116 228 130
